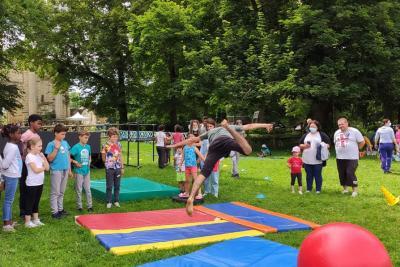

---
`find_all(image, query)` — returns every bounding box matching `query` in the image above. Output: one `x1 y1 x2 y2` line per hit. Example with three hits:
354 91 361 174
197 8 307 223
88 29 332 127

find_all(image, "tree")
128 0 201 123
0 0 23 116
20 0 151 123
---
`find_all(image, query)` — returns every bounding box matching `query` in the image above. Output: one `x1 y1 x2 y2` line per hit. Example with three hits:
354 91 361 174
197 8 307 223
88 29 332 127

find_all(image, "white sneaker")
342 190 349 194
306 190 310 193
291 191 295 194
114 202 120 207
33 219 45 226
25 221 39 228
316 191 321 194
351 192 358 197
298 191 303 195
2 225 15 232
106 203 112 209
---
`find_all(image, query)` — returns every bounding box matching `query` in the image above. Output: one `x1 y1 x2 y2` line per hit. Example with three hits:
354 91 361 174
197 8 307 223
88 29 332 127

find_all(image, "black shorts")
290 173 302 186
200 136 244 178
336 159 358 187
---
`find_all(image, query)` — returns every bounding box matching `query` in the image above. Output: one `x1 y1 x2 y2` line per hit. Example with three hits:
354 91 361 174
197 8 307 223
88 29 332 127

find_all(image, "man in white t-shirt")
155 125 167 168
334 118 365 197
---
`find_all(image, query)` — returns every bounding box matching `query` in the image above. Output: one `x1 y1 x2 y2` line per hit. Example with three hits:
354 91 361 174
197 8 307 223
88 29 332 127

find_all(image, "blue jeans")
204 171 220 197
379 143 394 172
2 175 19 221
304 164 323 192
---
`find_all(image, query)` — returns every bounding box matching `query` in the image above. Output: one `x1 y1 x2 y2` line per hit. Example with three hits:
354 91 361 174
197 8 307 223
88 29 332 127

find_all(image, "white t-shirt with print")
25 153 45 186
302 132 323 165
155 131 166 147
334 127 364 160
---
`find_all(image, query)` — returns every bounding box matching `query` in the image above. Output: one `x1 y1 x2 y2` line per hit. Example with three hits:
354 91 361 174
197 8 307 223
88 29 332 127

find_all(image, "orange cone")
381 186 400 206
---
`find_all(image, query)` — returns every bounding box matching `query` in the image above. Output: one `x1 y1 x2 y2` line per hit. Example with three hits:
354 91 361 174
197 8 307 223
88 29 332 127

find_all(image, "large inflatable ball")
298 222 392 267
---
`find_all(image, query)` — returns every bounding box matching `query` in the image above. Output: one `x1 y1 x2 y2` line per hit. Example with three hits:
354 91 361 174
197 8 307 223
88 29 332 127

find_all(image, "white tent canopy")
67 112 88 121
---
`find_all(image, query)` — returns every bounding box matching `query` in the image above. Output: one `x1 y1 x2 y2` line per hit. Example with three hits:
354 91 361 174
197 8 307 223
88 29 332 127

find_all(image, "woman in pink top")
172 124 185 168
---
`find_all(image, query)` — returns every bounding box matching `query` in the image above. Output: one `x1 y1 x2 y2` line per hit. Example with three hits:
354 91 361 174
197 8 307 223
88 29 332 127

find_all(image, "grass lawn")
1 142 399 266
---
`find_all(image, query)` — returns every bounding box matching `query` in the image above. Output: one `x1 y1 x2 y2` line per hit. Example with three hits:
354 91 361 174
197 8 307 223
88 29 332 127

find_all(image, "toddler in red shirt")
287 146 303 194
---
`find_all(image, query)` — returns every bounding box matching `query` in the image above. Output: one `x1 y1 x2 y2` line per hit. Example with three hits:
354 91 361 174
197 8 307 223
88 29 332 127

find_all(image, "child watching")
174 147 185 192
45 124 71 219
24 138 49 228
20 114 42 217
101 127 124 209
204 160 220 198
258 144 271 157
287 146 303 194
179 134 205 200
0 124 22 232
70 131 93 212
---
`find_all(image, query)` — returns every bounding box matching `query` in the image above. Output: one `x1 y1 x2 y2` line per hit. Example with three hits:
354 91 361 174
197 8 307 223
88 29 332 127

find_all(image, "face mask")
309 127 317 133
192 127 198 131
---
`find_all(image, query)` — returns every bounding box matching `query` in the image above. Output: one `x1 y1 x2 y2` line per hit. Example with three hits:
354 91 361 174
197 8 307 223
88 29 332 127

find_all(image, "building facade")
5 70 69 124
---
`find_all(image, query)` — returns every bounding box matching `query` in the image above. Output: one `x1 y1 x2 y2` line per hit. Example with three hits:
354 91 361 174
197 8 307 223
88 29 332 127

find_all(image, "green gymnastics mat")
91 177 180 202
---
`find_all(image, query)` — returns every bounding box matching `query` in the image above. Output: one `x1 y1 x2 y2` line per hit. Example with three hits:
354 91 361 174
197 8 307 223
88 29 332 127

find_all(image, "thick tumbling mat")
140 236 298 267
97 221 263 255
90 177 180 202
195 202 319 233
76 208 215 234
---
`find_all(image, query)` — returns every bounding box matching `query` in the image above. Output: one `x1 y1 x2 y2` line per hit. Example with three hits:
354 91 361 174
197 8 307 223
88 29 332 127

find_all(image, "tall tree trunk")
168 55 178 123
117 64 128 124
311 100 334 135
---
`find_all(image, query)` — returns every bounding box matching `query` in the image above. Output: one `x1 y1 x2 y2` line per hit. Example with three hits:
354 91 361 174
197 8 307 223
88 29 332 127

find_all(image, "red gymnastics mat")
76 208 215 231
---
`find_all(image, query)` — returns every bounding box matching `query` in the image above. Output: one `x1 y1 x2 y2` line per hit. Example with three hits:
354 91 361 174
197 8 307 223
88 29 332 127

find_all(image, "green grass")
1 143 400 266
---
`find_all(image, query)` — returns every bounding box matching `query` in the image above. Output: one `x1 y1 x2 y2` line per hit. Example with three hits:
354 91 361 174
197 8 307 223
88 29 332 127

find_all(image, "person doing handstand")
168 118 273 215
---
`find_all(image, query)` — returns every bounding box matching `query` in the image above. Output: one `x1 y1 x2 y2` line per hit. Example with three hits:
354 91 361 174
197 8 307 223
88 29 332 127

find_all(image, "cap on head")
292 146 301 153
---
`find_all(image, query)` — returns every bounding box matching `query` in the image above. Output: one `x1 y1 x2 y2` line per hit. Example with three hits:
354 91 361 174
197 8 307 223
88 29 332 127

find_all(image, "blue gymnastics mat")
139 236 298 267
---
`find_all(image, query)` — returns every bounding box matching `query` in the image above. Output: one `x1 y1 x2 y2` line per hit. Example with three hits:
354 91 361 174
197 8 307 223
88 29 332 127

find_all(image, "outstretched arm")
242 123 273 132
167 136 200 148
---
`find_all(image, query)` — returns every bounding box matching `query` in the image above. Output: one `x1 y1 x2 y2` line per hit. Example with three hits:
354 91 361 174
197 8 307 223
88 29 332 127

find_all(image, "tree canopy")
1 0 400 132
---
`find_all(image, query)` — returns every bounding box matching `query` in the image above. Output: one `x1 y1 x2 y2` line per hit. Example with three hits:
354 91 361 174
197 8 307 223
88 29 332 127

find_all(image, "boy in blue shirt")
45 124 71 219
70 130 92 212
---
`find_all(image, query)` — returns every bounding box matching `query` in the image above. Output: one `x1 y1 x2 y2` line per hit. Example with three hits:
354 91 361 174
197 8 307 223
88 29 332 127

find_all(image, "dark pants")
156 146 166 168
165 148 171 164
304 164 323 192
19 163 28 216
379 143 394 172
24 185 43 215
336 159 358 187
201 136 245 178
290 173 302 186
106 168 121 203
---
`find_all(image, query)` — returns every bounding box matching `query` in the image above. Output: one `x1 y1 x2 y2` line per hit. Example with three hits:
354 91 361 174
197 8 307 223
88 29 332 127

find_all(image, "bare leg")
221 120 252 155
186 174 206 216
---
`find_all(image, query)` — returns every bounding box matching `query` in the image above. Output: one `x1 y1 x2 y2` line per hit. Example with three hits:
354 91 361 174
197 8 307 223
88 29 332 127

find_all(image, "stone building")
5 70 69 124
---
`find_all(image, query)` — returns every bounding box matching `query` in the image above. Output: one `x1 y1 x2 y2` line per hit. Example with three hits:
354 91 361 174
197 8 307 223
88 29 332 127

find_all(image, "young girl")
179 134 205 200
287 146 303 194
174 147 185 192
0 124 22 232
24 138 49 228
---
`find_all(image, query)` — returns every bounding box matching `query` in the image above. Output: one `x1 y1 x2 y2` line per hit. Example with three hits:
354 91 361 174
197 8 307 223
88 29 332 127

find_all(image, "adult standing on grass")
230 119 244 179
155 125 167 168
334 117 365 197
299 120 330 194
375 119 398 174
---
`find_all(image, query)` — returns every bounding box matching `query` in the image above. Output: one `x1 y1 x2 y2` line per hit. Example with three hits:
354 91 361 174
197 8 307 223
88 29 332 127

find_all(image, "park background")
1 0 400 266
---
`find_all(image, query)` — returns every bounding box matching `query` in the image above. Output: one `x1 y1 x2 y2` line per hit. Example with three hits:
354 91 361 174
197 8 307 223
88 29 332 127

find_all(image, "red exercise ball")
298 222 392 267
